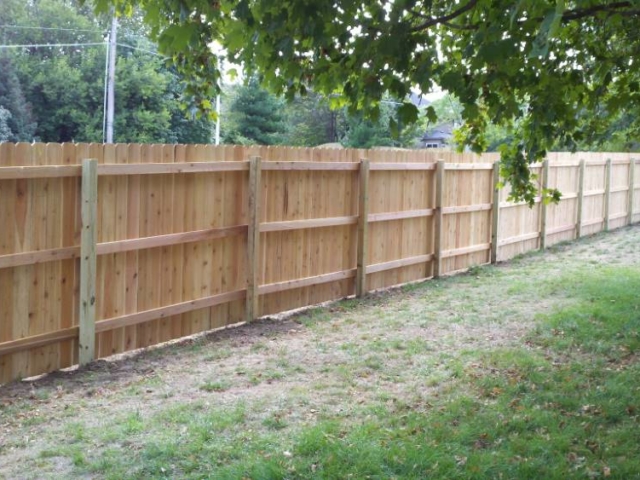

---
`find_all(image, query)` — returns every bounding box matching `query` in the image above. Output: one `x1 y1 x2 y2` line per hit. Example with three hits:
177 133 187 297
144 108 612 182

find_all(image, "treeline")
0 0 212 144
222 78 421 148
2 0 638 152
0 0 421 148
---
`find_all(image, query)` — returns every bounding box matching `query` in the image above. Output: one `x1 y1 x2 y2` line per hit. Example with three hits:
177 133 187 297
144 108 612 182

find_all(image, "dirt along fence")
0 143 638 385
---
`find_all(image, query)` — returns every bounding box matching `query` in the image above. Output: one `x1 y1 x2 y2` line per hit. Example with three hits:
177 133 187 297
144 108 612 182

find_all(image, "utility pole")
105 14 117 143
214 55 223 145
215 94 221 145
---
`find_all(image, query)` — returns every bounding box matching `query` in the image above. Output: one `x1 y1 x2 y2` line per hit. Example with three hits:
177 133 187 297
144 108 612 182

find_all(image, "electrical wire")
0 42 106 49
0 42 163 56
0 25 103 34
116 42 162 57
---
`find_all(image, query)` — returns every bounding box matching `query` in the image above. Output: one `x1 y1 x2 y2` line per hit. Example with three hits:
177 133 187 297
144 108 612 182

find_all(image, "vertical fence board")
629 159 636 225
576 159 586 238
634 159 640 223
79 159 98 365
491 162 500 263
246 156 262 321
604 158 612 231
356 159 370 297
540 160 550 250
433 161 444 277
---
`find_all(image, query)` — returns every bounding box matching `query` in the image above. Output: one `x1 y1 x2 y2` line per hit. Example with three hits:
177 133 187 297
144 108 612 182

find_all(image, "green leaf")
425 106 437 124
397 103 418 125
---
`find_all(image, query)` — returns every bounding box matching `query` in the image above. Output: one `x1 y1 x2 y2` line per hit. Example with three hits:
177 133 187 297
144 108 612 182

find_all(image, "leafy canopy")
1 0 214 144
93 0 640 203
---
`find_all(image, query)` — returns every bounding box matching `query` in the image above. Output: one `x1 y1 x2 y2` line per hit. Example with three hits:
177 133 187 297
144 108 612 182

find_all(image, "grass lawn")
1 226 639 479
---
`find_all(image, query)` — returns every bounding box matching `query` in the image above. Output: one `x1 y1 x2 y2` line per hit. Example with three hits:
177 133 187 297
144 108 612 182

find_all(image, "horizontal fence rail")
0 142 638 385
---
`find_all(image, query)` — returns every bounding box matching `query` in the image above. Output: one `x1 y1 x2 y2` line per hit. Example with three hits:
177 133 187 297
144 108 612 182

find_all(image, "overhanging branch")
408 0 479 33
561 1 634 21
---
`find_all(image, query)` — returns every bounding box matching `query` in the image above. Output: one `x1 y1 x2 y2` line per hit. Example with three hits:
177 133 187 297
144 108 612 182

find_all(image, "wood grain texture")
366 254 434 274
576 159 586 238
368 209 434 222
1 145 637 386
246 156 262 321
433 161 444 277
604 159 612 231
260 216 357 232
79 159 98 365
98 161 249 175
629 160 636 225
356 159 370 297
0 165 81 179
491 162 500 263
259 269 357 295
540 160 550 250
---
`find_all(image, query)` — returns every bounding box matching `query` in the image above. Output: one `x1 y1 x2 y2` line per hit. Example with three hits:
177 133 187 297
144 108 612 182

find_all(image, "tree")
0 107 13 142
222 78 285 145
0 55 37 141
281 92 336 147
341 113 395 149
340 100 421 148
428 95 463 128
2 0 214 143
95 0 640 203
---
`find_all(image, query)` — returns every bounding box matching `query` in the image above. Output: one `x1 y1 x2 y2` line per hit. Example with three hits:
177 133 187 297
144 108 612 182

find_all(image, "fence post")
490 161 500 264
356 159 370 297
246 156 262 322
539 160 550 250
79 158 98 365
629 159 636 225
576 159 586 238
604 158 612 231
433 160 445 277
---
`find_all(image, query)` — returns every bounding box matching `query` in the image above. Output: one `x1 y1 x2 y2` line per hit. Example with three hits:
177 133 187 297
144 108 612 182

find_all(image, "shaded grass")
40 264 638 479
2 227 637 479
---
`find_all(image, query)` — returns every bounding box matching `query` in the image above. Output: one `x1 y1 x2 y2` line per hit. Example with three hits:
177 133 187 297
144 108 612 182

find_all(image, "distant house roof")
422 123 454 141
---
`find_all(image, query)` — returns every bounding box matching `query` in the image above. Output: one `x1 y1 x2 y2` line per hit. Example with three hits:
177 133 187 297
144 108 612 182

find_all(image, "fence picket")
540 160 550 250
490 162 500 263
246 156 262 322
79 159 98 365
356 159 370 297
604 158 612 231
576 159 586 238
433 160 445 277
629 160 636 225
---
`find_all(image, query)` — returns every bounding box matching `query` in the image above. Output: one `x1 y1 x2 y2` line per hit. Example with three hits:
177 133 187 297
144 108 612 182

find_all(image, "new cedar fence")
0 143 638 385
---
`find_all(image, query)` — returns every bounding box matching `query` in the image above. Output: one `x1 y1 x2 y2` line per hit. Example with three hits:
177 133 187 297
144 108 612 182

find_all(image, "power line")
116 42 162 57
0 24 103 34
0 42 106 49
0 42 163 56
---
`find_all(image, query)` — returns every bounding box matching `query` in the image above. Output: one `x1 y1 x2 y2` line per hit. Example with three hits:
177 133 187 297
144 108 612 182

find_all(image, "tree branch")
404 2 638 35
408 0 479 33
561 1 634 21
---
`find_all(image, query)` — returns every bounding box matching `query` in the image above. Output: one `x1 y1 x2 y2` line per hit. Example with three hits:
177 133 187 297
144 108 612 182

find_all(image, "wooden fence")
0 143 638 385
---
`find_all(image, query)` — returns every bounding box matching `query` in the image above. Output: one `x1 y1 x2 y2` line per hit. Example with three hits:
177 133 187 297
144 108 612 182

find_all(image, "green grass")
200 380 232 392
33 264 636 479
3 229 639 479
